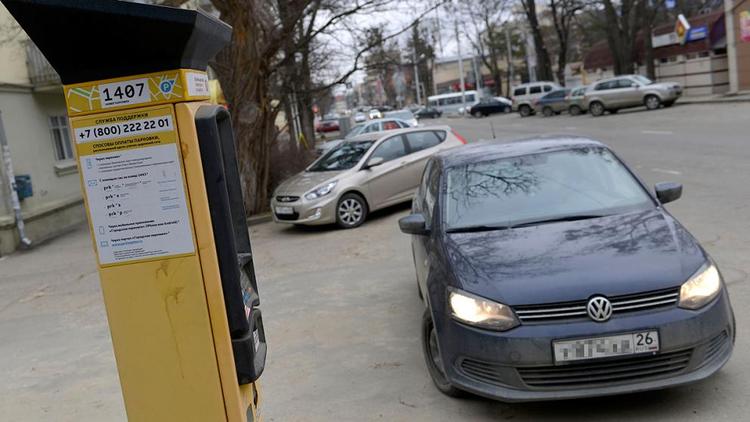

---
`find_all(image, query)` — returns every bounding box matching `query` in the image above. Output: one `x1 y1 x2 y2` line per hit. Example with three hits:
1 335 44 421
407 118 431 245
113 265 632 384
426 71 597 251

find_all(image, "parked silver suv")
511 81 561 117
584 75 682 117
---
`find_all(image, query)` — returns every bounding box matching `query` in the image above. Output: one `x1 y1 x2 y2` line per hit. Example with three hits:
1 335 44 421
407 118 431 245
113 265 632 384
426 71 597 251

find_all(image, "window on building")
49 115 74 161
699 51 710 58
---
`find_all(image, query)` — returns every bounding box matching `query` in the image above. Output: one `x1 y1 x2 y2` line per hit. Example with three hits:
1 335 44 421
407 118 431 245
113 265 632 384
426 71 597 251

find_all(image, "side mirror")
399 213 430 236
655 182 682 204
363 156 384 170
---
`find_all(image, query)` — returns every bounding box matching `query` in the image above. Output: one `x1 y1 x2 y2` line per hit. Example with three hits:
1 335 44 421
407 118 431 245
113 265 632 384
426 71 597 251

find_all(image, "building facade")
726 0 750 91
0 5 85 255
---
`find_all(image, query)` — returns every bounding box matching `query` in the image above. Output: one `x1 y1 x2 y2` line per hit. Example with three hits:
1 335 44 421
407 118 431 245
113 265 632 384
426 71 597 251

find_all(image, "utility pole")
505 26 514 86
413 49 422 105
455 19 467 113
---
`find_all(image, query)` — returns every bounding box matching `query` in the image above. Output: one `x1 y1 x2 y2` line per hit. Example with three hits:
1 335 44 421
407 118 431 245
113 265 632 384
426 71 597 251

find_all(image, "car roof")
346 125 453 142
514 81 559 88
435 136 606 168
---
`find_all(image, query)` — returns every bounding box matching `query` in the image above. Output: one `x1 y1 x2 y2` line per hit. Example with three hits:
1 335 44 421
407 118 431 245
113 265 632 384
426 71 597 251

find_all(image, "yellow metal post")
2 1 265 420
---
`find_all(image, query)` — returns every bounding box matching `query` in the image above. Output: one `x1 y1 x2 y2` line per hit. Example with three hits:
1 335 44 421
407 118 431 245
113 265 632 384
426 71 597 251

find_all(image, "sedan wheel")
421 309 466 397
589 101 605 117
472 110 483 118
645 95 661 110
542 107 554 117
519 105 532 117
569 105 582 116
336 193 367 229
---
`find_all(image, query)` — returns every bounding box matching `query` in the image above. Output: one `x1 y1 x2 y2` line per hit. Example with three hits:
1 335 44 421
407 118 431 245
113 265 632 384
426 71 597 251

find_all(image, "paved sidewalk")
679 92 750 104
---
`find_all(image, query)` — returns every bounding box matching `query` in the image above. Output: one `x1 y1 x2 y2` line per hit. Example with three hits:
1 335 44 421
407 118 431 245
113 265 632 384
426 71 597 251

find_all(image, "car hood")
444 209 706 305
275 170 342 196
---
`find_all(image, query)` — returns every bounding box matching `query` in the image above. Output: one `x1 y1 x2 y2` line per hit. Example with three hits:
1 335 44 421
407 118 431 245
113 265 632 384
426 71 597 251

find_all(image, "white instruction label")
186 71 210 97
73 106 195 266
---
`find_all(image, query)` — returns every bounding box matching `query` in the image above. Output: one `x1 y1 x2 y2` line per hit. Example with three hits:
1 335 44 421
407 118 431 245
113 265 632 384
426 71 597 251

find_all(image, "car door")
361 135 410 208
606 78 635 107
413 159 439 296
593 80 616 107
400 130 446 197
617 78 641 107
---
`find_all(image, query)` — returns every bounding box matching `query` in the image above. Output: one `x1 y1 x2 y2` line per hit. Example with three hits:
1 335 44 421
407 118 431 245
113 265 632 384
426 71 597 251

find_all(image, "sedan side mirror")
655 182 682 204
363 156 384 170
399 213 430 235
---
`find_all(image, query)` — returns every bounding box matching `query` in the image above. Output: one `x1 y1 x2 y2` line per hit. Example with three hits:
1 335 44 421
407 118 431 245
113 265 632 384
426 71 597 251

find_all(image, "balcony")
26 41 61 89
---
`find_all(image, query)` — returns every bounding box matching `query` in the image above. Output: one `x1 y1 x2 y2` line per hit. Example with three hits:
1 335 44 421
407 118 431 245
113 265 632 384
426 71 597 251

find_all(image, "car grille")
516 349 692 389
275 211 299 221
275 195 300 203
514 287 680 323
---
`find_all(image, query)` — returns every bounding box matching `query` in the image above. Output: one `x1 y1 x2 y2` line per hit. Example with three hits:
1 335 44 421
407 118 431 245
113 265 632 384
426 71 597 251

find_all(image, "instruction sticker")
72 105 195 266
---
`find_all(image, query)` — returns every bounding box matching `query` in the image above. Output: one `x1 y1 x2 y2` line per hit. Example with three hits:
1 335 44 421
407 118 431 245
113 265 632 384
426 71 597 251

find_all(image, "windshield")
346 124 366 139
444 147 653 230
308 141 375 172
633 75 653 85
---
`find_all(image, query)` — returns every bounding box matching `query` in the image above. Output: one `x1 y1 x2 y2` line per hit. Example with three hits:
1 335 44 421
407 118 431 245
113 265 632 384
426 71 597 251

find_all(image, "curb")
680 98 750 105
247 213 272 226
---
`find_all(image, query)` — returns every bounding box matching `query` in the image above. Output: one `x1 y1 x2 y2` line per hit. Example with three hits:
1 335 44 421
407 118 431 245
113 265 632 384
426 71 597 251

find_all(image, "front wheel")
504 105 512 113
422 309 466 397
519 104 532 117
589 101 605 117
336 193 368 229
569 105 582 116
472 110 483 118
645 95 661 110
542 106 554 117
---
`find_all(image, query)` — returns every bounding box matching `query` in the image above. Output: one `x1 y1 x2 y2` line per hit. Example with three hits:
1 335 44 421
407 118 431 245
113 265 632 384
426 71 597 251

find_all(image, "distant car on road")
271 126 466 228
511 81 561 117
584 75 682 117
384 109 419 127
414 106 442 119
354 112 367 123
399 136 735 402
368 109 383 119
468 97 512 117
534 88 571 117
566 85 589 115
315 119 340 133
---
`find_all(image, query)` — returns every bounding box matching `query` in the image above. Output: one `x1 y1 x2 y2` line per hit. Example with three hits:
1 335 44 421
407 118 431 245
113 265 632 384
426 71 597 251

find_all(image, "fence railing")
25 42 61 87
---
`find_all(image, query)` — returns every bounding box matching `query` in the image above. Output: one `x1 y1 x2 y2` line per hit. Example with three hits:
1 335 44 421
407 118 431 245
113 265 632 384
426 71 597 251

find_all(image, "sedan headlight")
304 180 337 200
678 262 722 310
448 289 519 331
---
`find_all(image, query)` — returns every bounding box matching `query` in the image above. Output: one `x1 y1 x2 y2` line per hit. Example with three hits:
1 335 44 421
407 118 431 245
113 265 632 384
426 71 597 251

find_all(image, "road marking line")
651 168 682 175
641 130 674 135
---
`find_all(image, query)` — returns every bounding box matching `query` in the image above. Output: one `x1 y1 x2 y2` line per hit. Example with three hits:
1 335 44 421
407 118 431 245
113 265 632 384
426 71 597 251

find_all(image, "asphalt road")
1 102 748 421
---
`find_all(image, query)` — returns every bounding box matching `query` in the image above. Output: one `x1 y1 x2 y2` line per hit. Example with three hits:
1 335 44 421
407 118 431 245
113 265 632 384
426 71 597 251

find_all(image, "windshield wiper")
446 224 512 233
511 214 607 229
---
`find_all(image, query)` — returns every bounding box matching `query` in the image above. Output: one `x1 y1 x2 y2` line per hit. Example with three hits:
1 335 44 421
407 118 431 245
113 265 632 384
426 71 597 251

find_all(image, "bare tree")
460 0 511 96
520 0 554 81
548 0 585 86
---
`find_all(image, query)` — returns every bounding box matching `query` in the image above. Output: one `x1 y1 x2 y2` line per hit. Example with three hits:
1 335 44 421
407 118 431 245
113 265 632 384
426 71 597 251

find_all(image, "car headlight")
304 180 337 200
678 262 722 310
448 289 519 331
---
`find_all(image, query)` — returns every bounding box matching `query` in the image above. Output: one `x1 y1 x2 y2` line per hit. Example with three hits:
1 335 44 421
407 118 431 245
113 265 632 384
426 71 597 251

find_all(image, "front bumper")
270 195 338 225
433 289 734 402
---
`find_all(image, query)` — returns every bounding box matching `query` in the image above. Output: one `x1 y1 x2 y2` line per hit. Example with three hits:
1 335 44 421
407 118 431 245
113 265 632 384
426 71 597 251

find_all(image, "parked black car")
399 137 735 402
468 97 512 117
415 106 442 119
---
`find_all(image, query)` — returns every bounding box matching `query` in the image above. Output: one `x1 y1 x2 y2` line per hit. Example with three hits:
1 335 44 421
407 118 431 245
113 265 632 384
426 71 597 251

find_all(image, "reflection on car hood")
275 170 341 196
444 209 706 305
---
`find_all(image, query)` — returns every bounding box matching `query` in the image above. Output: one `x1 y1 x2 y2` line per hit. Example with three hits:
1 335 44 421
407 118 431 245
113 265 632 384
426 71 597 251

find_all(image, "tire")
504 105 512 113
589 101 605 117
542 106 554 117
569 105 582 116
645 94 661 110
519 104 532 117
335 193 368 229
472 110 483 118
422 309 466 398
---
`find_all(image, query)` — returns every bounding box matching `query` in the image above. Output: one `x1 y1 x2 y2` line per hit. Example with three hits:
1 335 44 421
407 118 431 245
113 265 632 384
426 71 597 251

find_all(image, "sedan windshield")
445 147 653 231
308 140 375 172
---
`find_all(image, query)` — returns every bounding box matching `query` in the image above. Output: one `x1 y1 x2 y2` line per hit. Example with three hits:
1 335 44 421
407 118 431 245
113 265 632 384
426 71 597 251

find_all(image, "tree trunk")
522 0 554 81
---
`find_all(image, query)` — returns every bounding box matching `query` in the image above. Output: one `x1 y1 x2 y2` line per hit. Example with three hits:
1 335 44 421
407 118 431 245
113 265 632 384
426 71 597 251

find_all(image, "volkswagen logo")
587 296 613 322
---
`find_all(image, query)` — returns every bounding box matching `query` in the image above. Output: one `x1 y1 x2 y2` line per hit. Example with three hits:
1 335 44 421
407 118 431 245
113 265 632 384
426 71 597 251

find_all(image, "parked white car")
511 81 561 117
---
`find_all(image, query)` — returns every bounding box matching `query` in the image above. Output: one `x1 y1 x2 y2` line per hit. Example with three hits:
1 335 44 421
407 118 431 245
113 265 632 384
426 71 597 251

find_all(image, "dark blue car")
399 137 735 401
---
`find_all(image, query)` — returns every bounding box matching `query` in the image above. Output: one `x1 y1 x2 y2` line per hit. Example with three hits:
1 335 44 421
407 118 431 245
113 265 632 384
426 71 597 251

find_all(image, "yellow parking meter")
3 1 266 421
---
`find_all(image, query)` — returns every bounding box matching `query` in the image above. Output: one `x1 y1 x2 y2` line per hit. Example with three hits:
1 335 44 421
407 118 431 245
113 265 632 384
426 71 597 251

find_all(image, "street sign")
675 14 691 45
687 25 708 42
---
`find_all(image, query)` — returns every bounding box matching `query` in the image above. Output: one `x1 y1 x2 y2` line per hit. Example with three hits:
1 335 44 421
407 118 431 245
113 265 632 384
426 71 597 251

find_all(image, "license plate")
553 331 659 363
275 206 293 215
